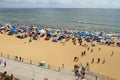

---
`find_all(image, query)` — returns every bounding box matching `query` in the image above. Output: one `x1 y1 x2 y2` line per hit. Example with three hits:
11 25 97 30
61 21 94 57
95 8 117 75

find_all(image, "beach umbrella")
86 36 91 39
40 29 45 34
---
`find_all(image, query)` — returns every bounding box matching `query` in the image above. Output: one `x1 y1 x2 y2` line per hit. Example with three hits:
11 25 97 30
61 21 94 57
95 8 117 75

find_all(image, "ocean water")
0 8 120 32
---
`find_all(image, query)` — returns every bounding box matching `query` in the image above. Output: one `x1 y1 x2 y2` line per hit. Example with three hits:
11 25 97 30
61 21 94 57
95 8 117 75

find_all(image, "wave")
70 20 119 27
28 18 35 21
70 20 86 24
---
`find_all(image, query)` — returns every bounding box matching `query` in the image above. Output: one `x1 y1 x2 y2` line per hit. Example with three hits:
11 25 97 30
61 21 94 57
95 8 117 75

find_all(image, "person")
87 47 89 51
15 56 18 61
97 58 100 63
81 71 86 79
72 38 76 45
91 58 94 64
73 56 77 62
99 48 101 51
81 66 86 72
21 58 24 62
77 57 79 62
79 63 83 69
1 71 7 78
4 61 6 67
75 69 79 75
19 57 22 61
78 38 82 46
61 64 64 69
91 49 93 53
44 78 48 80
81 52 84 56
83 51 86 55
29 37 32 43
10 74 14 80
102 58 106 64
111 51 114 56
86 62 90 71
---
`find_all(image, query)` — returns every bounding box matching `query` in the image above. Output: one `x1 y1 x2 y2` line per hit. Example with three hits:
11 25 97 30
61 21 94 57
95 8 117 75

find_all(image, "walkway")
0 57 99 80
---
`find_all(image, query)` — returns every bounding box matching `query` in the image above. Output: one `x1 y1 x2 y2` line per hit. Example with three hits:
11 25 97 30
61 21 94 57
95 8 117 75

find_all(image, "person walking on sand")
81 52 84 56
99 48 101 51
73 56 77 62
111 51 114 56
72 38 76 45
87 47 90 51
91 58 94 64
102 58 106 64
91 49 93 53
97 58 100 63
29 37 32 43
83 51 86 55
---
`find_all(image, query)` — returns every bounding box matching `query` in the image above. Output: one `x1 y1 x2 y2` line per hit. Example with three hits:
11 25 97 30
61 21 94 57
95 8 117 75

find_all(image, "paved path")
0 57 99 80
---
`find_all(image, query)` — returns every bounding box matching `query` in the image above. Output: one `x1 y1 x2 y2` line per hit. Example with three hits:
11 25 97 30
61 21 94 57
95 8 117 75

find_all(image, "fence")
0 52 61 72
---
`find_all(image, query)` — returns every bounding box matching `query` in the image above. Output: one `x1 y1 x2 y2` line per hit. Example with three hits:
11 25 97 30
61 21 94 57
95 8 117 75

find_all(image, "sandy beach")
0 33 120 79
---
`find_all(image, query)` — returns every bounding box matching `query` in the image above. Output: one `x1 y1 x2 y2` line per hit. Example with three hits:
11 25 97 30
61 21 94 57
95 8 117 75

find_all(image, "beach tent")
74 32 79 37
17 33 26 39
93 35 102 40
100 40 106 44
79 32 84 38
10 27 18 33
91 41 96 46
50 29 55 33
52 33 61 42
86 36 91 39
40 29 45 34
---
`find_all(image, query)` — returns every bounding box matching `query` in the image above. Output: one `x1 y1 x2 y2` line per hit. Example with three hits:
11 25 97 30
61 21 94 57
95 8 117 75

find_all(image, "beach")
0 33 120 79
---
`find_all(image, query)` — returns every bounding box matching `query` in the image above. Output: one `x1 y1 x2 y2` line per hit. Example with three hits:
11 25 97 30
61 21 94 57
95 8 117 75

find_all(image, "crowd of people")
0 23 120 46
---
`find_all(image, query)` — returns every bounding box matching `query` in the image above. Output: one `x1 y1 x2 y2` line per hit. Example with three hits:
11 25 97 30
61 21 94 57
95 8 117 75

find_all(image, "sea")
0 8 120 33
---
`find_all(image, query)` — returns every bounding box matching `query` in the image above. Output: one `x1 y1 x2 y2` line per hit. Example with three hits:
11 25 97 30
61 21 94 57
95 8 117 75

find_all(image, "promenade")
0 57 100 80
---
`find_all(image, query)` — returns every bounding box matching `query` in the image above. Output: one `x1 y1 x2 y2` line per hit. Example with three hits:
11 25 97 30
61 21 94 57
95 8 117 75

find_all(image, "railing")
0 52 61 72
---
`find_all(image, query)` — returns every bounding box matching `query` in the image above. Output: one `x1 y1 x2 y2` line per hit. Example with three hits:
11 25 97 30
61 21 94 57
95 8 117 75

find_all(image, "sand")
0 33 120 79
